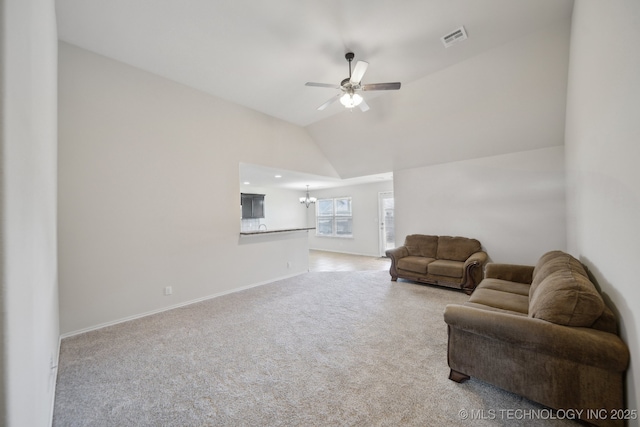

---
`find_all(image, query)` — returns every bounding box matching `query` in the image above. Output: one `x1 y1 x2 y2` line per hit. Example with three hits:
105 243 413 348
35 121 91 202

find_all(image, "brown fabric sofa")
385 234 487 294
444 251 629 427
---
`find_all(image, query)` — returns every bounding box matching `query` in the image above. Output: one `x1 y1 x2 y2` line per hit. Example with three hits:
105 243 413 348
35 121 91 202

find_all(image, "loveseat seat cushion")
397 256 435 274
427 259 464 278
436 236 481 262
404 234 438 258
529 269 605 327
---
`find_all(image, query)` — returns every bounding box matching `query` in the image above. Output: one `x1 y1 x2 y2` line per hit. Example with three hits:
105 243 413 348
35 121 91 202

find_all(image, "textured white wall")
565 0 640 418
1 0 60 425
394 147 566 265
58 43 338 335
307 180 394 257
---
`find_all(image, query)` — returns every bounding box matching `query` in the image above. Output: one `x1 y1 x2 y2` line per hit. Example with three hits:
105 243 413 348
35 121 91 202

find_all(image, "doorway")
378 191 395 256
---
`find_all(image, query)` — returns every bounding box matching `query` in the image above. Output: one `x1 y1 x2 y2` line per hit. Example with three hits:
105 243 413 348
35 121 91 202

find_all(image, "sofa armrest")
444 304 629 371
461 251 488 293
464 251 487 268
385 246 408 281
385 246 408 261
485 263 534 284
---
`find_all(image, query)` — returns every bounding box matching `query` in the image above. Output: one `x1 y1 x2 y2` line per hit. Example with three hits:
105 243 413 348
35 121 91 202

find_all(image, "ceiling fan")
305 52 401 112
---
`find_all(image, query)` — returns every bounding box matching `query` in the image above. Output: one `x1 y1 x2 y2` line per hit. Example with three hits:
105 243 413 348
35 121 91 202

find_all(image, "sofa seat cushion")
463 301 528 317
427 260 464 278
477 278 531 296
468 288 529 314
397 256 435 274
529 269 604 327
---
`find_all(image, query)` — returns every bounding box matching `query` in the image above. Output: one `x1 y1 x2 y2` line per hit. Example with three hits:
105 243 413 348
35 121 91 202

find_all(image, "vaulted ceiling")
56 0 574 179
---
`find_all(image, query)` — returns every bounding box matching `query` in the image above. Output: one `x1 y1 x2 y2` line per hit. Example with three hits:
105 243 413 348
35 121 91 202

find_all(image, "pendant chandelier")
299 185 317 208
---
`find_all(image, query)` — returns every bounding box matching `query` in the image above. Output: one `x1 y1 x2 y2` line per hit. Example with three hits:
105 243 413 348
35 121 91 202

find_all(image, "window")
316 197 352 237
240 193 265 219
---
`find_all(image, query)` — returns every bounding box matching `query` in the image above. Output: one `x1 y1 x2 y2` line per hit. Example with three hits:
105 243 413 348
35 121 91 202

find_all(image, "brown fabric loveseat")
444 250 630 427
386 234 487 294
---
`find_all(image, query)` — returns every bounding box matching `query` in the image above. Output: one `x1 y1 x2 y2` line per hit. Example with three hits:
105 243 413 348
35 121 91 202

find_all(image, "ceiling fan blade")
361 82 401 91
350 60 369 85
306 82 342 89
317 94 341 111
358 99 370 112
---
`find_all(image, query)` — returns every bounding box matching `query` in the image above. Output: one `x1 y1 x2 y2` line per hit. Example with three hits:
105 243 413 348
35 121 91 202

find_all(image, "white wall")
565 0 640 417
58 43 338 335
307 180 394 257
394 147 566 265
1 0 60 425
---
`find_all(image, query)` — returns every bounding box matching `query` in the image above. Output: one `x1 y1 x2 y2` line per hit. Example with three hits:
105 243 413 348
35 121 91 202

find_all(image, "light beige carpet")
53 271 579 426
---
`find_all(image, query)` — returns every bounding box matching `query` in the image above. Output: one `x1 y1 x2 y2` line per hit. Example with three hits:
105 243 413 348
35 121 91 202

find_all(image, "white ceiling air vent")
441 26 468 48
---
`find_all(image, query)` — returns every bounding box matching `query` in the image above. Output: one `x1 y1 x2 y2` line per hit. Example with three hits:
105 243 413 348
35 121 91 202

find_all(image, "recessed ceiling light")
243 181 250 185
275 175 282 178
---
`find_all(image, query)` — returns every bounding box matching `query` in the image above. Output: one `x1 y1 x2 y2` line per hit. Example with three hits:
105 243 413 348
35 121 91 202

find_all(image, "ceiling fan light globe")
340 93 352 107
340 93 363 109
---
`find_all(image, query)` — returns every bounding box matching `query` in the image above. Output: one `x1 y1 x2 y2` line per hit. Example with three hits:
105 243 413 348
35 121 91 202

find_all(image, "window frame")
315 196 353 238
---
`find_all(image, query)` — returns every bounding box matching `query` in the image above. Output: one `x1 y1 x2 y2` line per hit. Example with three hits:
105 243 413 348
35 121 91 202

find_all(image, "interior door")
378 192 395 256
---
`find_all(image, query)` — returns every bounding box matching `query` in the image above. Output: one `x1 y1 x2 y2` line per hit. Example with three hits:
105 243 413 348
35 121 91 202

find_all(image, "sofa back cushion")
404 234 438 258
530 251 588 297
591 304 618 334
529 269 604 327
436 236 481 262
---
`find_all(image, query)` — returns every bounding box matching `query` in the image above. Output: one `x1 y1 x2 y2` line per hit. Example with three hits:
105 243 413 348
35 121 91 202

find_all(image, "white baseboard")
49 335 62 426
59 272 305 339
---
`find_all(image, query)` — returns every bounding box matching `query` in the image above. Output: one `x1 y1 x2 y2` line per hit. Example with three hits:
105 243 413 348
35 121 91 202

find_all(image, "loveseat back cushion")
404 234 438 258
529 269 604 327
436 236 481 262
530 251 588 298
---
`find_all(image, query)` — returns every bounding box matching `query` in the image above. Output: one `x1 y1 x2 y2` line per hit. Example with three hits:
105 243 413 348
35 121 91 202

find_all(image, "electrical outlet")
164 286 173 296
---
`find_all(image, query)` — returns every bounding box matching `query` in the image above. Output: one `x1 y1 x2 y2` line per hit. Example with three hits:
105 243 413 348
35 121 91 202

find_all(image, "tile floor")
308 250 391 272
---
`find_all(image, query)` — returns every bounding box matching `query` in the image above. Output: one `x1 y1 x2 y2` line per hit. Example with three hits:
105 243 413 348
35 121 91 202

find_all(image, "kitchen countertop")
239 227 315 236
